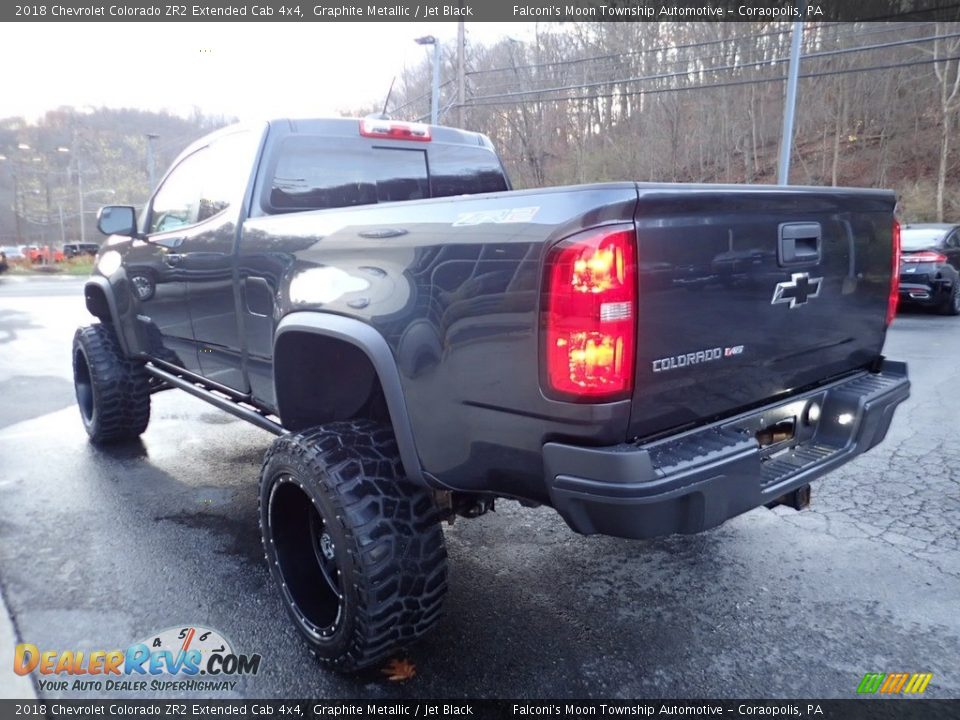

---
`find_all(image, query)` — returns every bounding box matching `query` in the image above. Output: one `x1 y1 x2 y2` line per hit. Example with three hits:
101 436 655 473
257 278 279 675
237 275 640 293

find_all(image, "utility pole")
777 20 804 185
457 21 466 128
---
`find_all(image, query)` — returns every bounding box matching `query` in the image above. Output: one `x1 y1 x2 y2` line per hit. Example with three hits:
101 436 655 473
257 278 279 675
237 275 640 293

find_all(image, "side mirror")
97 206 137 237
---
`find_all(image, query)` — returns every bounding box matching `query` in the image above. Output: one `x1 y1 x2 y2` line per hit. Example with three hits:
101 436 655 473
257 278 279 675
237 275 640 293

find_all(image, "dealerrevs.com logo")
13 626 261 693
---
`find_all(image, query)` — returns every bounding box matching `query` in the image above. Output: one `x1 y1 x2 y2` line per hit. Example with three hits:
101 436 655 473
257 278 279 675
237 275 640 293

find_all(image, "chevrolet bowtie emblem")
771 273 822 308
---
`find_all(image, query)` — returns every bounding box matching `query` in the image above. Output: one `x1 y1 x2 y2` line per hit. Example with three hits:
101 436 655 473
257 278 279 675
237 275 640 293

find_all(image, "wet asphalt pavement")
0 275 958 700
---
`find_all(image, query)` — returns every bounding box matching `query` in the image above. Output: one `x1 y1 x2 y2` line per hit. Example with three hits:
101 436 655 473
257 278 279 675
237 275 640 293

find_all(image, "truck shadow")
0 375 76 430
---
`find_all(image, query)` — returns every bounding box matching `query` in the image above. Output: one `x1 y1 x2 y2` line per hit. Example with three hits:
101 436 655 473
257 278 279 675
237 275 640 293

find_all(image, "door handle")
164 253 183 266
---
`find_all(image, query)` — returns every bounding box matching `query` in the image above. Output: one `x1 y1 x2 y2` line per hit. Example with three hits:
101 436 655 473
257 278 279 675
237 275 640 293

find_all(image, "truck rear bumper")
543 360 909 540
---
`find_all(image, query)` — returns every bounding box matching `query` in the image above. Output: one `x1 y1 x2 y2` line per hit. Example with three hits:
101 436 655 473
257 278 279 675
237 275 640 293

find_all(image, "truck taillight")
359 118 431 142
887 219 900 326
542 226 637 401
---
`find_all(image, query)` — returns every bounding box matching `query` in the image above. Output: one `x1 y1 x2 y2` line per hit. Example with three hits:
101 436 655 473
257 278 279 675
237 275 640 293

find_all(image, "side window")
428 144 509 198
149 131 257 233
198 131 258 222
269 137 428 212
947 231 960 248
149 149 207 234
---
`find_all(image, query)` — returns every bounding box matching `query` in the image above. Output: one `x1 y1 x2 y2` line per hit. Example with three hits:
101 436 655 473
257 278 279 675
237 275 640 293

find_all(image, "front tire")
72 324 151 443
259 420 447 672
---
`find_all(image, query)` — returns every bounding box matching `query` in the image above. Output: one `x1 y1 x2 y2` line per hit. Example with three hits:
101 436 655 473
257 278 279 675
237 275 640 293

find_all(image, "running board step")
144 364 284 435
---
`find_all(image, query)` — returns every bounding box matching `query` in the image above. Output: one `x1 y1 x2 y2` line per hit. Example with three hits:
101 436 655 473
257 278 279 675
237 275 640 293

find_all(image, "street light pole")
0 153 24 245
415 36 440 125
146 133 159 189
456 21 466 128
431 41 440 124
57 145 85 244
777 20 804 185
58 204 66 245
76 158 86 244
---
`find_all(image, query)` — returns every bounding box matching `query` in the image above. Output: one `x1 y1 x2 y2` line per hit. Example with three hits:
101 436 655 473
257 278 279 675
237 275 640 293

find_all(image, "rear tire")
940 282 960 316
259 420 447 672
72 324 151 443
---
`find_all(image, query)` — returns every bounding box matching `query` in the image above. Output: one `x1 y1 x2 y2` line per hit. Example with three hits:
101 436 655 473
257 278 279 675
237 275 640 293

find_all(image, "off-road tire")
940 282 960 316
72 324 151 443
259 420 447 672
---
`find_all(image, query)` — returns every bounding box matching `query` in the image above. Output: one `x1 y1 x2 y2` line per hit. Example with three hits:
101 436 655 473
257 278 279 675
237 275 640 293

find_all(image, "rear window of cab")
267 137 508 213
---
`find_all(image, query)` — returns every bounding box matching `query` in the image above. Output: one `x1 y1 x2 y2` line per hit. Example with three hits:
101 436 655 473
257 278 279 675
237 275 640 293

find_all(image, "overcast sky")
0 22 537 122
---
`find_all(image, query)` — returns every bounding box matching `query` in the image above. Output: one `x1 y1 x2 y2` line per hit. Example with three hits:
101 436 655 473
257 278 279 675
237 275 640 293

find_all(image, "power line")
468 22 933 98
465 24 938 100
465 21 934 79
464 53 960 108
467 25 793 77
390 79 455 115
464 32 960 105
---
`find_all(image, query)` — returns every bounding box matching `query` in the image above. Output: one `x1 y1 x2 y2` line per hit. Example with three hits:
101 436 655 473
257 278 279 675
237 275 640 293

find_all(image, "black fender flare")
83 275 130 355
274 312 427 486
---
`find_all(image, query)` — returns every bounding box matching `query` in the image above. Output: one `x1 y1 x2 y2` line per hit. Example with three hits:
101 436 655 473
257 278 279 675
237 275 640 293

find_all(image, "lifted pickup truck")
74 117 909 671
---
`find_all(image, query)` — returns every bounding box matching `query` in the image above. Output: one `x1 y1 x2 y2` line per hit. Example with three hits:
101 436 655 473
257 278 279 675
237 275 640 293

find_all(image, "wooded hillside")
0 109 224 247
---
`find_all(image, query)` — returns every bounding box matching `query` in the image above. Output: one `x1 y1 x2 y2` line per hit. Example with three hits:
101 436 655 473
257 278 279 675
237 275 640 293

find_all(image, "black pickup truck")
74 117 909 671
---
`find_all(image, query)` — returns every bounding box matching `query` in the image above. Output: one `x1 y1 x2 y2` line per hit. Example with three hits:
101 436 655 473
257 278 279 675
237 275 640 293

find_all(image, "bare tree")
376 21 960 219
930 23 960 220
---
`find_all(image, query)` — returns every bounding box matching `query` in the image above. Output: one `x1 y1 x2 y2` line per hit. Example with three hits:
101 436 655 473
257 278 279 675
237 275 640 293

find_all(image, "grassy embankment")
5 257 96 277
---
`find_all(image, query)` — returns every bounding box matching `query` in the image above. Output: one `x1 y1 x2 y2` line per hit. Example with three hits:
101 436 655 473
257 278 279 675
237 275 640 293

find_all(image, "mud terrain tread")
72 323 151 443
259 420 447 671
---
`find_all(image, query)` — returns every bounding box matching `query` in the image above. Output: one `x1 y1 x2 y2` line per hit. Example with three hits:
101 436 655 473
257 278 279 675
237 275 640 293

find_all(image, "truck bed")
239 180 897 500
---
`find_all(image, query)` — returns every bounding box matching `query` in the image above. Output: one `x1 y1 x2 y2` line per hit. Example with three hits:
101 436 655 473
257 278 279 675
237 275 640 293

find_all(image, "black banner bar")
1 700 959 720
4 0 960 23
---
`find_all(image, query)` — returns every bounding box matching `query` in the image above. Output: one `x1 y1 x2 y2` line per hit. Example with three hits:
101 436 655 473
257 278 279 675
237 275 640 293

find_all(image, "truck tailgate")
628 184 896 441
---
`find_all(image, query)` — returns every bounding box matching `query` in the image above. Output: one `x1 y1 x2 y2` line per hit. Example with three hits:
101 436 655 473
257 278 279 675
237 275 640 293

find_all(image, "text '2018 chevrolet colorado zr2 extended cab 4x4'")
73 117 909 671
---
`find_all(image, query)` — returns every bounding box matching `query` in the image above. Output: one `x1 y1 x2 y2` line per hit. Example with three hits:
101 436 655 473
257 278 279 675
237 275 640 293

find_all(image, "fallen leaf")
381 658 416 682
